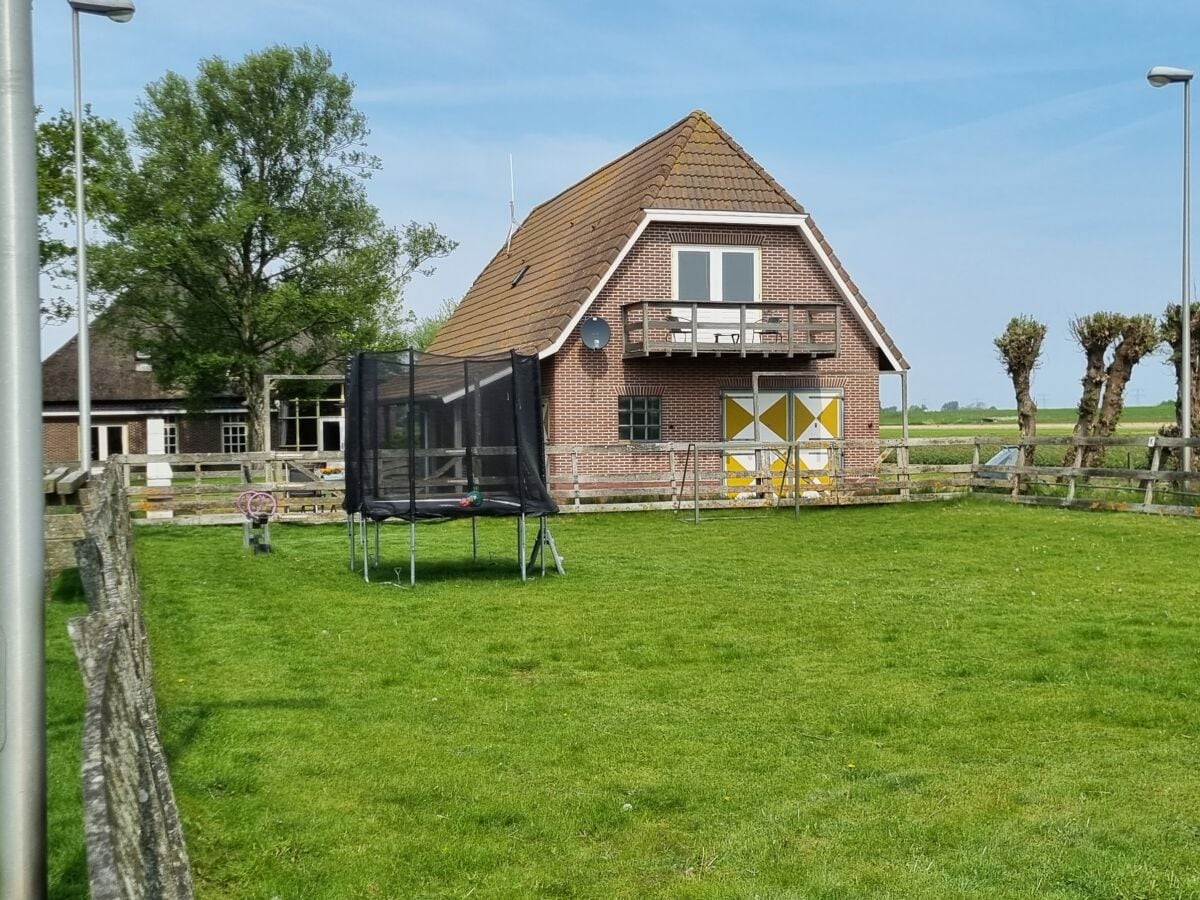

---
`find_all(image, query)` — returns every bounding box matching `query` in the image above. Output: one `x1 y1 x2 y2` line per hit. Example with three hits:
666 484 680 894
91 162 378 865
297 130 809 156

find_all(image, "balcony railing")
621 300 839 358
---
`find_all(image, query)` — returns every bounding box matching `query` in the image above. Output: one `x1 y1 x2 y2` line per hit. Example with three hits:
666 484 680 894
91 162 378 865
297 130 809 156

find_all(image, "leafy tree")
994 316 1046 438
36 106 130 320
94 45 455 450
940 400 960 412
372 297 459 352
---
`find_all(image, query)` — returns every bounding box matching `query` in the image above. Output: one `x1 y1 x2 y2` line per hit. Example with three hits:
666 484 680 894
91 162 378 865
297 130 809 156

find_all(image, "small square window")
618 396 661 442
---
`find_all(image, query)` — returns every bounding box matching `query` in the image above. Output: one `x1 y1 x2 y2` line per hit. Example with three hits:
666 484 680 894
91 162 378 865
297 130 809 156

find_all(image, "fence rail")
91 432 1200 524
91 434 1200 525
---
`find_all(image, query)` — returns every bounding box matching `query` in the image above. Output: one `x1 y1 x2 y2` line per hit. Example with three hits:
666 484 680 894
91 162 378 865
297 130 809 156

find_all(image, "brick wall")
44 420 78 463
180 415 224 454
544 223 883 472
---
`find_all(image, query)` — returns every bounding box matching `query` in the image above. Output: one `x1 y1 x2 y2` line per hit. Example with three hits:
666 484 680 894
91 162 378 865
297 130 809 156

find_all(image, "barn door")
722 391 789 497
792 390 842 486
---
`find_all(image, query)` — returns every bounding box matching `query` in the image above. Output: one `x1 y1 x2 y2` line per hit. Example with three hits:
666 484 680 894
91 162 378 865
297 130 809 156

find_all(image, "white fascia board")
541 209 812 359
795 218 904 373
42 406 244 418
539 213 654 359
642 209 809 228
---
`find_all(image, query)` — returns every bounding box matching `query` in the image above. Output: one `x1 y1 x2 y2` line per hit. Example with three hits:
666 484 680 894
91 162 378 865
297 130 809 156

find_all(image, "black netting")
343 349 557 521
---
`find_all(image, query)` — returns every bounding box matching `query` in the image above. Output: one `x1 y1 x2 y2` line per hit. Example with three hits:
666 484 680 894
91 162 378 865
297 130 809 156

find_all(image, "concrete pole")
0 0 48 895
72 8 92 469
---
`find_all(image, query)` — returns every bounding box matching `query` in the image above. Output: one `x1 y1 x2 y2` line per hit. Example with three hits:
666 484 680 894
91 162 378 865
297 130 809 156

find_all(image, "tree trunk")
1085 354 1134 467
1012 370 1036 438
243 377 268 453
1064 344 1107 466
1174 340 1200 436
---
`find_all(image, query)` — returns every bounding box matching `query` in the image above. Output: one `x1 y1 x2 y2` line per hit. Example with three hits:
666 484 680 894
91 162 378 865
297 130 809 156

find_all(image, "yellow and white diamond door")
792 391 842 485
723 391 788 496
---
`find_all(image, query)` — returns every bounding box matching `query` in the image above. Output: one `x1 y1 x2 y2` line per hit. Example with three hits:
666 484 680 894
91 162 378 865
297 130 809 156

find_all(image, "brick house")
430 110 908 490
42 315 345 465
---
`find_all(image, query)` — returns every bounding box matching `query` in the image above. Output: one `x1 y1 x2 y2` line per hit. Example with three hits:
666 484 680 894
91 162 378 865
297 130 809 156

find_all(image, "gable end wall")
544 222 882 474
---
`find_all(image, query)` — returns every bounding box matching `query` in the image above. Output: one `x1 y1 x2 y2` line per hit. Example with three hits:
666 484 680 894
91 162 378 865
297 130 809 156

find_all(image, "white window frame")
162 417 178 455
222 414 248 454
90 423 129 462
671 244 762 303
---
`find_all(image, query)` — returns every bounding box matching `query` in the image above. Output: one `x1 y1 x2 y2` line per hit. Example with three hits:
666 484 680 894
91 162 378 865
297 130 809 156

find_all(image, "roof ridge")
639 109 702 208
698 112 806 214
520 111 699 222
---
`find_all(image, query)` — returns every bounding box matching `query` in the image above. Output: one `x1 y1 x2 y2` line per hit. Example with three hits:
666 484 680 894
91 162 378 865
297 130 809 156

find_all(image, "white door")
90 423 128 462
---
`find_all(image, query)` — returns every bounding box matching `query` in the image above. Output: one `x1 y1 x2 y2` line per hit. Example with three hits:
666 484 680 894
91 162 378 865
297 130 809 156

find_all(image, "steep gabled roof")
42 318 186 406
431 110 906 370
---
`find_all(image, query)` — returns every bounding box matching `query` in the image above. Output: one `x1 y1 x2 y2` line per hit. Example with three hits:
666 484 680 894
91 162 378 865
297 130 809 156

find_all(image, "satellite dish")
580 315 611 351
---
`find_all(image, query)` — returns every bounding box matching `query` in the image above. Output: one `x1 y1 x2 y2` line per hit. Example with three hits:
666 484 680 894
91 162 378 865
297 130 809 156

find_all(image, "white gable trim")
642 209 810 228
795 218 903 373
541 208 904 372
539 213 654 359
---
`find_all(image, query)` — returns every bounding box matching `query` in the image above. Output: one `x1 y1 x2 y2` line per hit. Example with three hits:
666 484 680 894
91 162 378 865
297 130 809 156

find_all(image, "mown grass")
50 502 1200 898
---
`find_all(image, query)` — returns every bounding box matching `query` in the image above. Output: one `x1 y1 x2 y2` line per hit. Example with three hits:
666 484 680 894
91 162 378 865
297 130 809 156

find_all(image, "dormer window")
134 350 152 373
672 246 760 302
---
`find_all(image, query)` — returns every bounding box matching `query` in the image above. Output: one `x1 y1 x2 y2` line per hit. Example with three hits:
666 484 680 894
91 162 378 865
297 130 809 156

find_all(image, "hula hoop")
236 489 277 519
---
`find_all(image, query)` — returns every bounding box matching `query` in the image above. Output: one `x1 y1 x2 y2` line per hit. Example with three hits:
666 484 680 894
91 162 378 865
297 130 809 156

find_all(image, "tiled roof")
424 110 907 369
42 318 187 405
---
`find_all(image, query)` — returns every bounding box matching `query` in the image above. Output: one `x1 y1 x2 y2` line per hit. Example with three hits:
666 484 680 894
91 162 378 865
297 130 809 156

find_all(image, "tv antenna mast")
506 153 517 256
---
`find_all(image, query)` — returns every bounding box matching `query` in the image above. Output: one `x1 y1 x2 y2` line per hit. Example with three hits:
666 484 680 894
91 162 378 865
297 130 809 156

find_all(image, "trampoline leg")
362 515 370 584
471 516 478 562
374 519 381 566
347 514 355 572
540 515 547 577
409 518 416 587
519 514 527 583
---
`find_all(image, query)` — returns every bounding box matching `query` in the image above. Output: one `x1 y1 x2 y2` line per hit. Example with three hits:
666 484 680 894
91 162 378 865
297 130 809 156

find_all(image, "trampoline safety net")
343 349 557 521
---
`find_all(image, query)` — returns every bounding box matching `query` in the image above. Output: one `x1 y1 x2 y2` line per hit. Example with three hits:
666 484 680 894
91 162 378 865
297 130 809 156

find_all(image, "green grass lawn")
49 502 1200 898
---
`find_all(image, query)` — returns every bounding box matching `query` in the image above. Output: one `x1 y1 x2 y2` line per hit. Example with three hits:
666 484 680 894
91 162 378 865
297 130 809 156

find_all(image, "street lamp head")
67 0 135 22
1148 65 1194 87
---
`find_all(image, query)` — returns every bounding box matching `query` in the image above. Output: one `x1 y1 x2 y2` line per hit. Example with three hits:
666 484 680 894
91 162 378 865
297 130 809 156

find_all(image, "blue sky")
32 0 1200 409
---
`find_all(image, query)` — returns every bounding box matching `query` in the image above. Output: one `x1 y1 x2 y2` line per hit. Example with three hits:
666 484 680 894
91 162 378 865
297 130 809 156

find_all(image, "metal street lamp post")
70 0 134 469
1 0 47 895
1148 65 1194 472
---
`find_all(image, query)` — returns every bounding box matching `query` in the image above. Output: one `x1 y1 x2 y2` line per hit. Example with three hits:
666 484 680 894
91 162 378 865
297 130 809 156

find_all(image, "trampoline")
343 349 560 583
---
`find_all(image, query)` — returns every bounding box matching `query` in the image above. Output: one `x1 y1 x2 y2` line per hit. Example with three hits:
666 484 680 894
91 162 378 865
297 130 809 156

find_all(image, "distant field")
881 402 1174 428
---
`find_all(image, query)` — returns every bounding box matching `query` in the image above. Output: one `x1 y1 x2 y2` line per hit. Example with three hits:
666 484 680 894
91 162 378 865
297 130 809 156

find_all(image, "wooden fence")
100 433 1200 524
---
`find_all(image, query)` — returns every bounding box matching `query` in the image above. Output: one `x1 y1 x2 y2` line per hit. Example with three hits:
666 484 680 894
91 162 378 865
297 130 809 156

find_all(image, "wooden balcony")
621 300 839 359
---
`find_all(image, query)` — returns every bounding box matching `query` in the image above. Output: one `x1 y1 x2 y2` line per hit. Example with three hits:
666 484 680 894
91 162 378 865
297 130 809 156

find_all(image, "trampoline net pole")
519 514 527 582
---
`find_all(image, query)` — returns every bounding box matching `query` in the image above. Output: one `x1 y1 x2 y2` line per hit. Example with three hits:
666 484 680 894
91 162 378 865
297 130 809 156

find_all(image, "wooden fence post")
571 446 580 507
1066 441 1084 502
1143 440 1161 506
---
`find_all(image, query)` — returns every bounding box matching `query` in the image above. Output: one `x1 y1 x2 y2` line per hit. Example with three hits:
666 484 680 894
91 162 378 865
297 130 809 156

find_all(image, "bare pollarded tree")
994 316 1047 439
1066 312 1124 451
1161 303 1200 436
1094 315 1160 440
1064 313 1161 466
